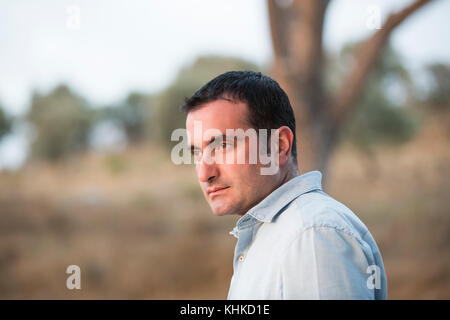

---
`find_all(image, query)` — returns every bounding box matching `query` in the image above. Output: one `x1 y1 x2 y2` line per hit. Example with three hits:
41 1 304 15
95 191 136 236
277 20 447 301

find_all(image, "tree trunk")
268 0 435 178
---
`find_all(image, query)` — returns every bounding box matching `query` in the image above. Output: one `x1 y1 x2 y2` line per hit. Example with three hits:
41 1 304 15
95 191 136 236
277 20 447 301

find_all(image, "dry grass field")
1 112 449 299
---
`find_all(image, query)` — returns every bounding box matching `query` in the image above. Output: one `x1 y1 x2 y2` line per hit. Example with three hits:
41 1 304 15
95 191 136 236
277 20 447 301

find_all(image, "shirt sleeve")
280 225 376 299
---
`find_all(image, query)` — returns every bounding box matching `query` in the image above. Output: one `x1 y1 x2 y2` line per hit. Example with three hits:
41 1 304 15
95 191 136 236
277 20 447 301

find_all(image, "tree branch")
331 0 435 127
267 0 291 63
268 0 330 120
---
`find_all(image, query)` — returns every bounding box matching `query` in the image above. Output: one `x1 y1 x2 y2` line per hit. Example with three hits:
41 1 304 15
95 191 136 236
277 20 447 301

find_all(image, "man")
182 71 387 299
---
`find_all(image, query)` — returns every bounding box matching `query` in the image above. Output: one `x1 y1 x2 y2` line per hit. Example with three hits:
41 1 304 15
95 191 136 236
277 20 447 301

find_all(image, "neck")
277 163 299 190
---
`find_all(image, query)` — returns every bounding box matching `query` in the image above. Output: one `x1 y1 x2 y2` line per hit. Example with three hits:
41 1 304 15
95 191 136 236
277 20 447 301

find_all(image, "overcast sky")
0 0 449 116
0 0 449 169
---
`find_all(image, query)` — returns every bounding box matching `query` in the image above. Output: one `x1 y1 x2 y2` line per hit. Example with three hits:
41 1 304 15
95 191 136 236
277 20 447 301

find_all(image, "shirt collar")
235 170 323 228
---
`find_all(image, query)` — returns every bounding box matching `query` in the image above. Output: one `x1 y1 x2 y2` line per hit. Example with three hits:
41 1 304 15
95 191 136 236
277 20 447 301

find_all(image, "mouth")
207 186 230 197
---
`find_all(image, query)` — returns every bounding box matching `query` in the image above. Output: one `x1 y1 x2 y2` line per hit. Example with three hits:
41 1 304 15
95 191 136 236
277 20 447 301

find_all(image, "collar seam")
238 220 262 230
254 186 322 223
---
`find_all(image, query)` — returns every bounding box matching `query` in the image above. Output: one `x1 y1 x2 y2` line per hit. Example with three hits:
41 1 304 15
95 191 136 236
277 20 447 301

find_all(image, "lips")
207 186 229 196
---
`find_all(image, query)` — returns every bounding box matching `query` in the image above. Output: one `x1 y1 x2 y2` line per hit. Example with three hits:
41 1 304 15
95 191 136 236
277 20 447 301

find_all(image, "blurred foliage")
426 63 450 110
153 55 260 146
345 86 417 152
14 52 449 164
98 92 154 143
335 44 418 152
27 85 94 161
0 104 12 141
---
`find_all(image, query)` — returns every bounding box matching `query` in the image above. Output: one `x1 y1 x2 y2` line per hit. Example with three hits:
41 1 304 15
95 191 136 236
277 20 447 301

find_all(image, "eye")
217 142 232 151
191 149 202 161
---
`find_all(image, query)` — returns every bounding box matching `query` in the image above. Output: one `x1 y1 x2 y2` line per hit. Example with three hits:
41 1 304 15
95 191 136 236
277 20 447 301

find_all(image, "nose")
196 156 219 183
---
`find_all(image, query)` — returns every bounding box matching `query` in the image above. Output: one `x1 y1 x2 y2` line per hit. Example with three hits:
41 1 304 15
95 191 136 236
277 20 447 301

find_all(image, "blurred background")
0 0 449 299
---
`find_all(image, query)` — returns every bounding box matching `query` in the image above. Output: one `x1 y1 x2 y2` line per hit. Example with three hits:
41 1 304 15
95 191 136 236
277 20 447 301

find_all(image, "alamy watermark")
366 264 381 290
171 121 280 175
365 4 381 30
66 4 81 30
66 265 81 290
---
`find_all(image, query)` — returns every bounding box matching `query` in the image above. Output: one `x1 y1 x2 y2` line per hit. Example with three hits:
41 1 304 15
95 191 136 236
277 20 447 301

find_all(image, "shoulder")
275 190 369 243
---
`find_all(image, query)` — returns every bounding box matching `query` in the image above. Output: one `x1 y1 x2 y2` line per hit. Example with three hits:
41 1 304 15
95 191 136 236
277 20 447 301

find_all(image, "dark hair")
181 71 297 161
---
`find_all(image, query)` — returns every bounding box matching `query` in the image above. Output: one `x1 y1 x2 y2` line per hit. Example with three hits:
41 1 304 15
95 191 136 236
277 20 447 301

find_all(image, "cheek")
230 165 256 190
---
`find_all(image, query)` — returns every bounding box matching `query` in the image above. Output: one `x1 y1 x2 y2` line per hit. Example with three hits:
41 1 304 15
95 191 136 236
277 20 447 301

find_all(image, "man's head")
183 71 298 217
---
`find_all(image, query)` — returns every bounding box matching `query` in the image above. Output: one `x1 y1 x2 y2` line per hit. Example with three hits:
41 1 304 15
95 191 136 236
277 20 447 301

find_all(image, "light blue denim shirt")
227 171 387 299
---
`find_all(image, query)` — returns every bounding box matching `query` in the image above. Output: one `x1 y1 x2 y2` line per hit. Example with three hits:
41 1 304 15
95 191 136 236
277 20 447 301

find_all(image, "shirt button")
238 255 244 262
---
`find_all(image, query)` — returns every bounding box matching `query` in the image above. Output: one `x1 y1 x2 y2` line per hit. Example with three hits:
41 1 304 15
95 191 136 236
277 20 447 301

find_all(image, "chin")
209 202 233 216
212 210 227 216
211 207 229 216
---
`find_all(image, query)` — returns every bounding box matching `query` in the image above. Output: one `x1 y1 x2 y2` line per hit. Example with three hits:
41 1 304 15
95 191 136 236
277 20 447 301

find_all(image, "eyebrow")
189 134 228 153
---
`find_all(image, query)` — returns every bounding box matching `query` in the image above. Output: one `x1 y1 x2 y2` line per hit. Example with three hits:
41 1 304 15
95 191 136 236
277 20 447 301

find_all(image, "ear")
277 126 294 166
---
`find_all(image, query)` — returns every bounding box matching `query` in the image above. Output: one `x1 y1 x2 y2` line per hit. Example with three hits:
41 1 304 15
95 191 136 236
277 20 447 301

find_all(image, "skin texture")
186 98 299 217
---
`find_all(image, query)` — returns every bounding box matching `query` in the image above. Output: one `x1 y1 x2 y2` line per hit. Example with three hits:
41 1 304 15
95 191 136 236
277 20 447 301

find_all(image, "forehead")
186 99 250 133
